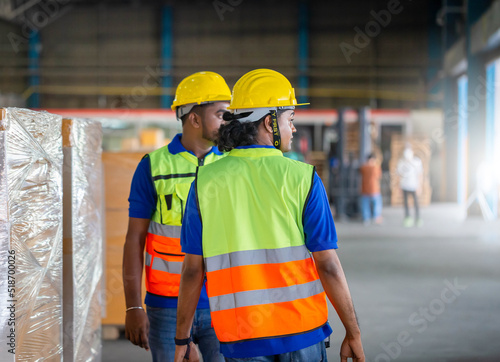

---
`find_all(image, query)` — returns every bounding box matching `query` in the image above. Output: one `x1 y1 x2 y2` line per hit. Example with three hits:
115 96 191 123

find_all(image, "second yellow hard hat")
171 71 231 111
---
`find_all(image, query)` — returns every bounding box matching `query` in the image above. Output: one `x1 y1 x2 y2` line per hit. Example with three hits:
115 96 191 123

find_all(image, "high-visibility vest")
196 147 328 344
145 145 224 297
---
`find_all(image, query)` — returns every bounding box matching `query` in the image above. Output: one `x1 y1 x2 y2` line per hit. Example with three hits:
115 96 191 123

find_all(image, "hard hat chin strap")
270 110 281 150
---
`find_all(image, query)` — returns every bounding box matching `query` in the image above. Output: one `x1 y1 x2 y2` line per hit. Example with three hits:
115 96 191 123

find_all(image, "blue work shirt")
181 145 338 357
128 133 222 309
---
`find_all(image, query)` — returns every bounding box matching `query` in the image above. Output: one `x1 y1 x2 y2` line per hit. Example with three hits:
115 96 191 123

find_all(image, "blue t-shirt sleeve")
303 172 338 252
128 156 157 219
181 182 203 255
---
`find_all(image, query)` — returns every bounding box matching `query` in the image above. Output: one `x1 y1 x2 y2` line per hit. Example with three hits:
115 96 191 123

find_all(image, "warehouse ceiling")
0 0 463 109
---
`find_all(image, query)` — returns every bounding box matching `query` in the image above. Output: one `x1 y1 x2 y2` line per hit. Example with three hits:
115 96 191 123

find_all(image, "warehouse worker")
123 71 229 361
174 69 365 361
397 146 423 227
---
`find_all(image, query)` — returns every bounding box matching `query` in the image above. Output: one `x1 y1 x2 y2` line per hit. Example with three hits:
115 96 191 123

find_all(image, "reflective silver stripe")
209 279 324 312
148 221 181 238
151 258 183 274
205 245 311 273
145 252 152 267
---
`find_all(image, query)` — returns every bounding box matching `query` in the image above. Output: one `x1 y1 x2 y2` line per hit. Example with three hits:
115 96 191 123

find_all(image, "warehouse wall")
40 4 160 108
0 20 27 98
309 0 429 109
1 0 433 109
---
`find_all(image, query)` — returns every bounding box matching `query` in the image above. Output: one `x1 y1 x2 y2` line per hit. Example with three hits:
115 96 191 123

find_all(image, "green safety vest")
196 147 328 344
145 144 225 297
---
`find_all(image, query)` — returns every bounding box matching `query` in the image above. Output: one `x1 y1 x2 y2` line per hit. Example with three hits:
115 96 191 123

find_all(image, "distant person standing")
397 147 423 227
359 153 383 225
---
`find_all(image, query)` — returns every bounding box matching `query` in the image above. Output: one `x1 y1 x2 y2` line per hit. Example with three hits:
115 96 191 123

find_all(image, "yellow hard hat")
171 71 231 111
228 69 309 110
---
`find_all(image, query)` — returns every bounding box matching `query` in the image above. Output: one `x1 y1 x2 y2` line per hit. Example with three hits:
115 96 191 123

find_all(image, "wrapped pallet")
0 108 63 361
62 118 103 361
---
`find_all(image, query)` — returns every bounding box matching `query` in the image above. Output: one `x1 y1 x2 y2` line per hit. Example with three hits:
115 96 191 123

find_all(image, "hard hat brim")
227 102 309 110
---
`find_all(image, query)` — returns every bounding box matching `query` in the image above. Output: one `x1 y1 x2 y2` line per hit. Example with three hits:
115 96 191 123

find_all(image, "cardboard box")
140 128 164 149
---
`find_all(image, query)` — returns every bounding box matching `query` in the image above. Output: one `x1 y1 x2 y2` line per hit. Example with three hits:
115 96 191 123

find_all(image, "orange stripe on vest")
206 258 319 297
211 293 328 343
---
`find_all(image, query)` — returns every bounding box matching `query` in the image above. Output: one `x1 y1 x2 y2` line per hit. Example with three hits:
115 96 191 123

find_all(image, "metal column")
334 108 347 220
297 0 309 105
443 76 458 202
441 0 464 202
426 0 442 108
27 30 40 108
485 62 498 217
161 5 174 108
457 75 468 205
465 0 491 215
358 107 371 164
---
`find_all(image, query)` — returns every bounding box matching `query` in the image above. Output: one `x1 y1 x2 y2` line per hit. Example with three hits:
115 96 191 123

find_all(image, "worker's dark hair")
216 109 287 152
180 104 208 125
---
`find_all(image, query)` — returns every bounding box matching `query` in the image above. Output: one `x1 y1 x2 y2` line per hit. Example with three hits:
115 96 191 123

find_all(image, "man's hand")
313 250 365 361
174 342 200 362
125 308 150 351
340 335 365 362
123 217 150 350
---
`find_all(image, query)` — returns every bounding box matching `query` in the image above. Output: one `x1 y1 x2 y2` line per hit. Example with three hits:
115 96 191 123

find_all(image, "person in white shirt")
397 147 423 227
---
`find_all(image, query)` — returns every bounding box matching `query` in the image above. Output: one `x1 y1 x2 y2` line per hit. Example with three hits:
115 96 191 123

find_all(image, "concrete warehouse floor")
102 204 500 362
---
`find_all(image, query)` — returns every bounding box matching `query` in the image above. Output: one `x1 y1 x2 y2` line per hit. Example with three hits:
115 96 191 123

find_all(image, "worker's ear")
263 114 273 134
187 111 202 129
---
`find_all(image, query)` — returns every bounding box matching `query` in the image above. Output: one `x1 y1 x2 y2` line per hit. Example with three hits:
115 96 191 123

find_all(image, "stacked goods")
0 108 63 361
102 152 146 329
307 151 328 190
389 135 432 206
139 128 165 150
345 122 360 155
343 120 376 159
62 118 103 361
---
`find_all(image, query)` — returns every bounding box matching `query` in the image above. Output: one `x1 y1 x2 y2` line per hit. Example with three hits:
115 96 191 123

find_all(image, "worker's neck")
254 129 273 147
180 130 213 159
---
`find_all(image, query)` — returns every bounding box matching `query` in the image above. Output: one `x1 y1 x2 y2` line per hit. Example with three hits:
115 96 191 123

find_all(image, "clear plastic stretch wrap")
62 118 103 362
0 108 63 361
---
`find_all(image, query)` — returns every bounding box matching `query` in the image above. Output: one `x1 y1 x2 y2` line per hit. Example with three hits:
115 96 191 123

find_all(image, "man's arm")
302 171 364 360
174 253 204 362
123 217 150 351
313 249 364 361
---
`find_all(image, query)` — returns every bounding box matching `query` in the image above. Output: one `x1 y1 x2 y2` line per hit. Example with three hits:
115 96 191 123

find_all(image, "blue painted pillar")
27 30 41 108
442 0 463 201
465 0 490 215
426 0 441 108
297 0 309 105
161 5 173 108
457 76 468 205
485 63 498 217
443 76 458 202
